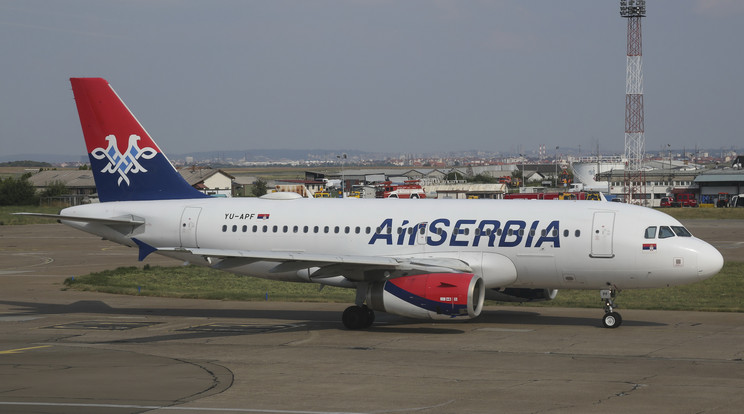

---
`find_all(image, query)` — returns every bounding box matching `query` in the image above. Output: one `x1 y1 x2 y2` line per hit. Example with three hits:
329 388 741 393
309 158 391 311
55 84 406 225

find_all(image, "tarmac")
0 221 743 414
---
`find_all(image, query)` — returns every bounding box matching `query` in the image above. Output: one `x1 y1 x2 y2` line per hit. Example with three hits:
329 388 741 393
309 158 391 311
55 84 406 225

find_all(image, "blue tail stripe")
90 153 208 202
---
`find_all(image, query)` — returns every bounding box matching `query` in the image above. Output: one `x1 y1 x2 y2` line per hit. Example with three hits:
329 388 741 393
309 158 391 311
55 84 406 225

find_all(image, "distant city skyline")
1 1 743 158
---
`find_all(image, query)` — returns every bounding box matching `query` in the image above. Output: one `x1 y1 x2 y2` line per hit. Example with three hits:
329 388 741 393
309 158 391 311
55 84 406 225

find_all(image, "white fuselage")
60 198 723 291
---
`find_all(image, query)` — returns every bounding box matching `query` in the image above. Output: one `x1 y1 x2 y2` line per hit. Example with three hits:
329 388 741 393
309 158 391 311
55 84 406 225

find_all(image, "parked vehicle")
675 193 698 207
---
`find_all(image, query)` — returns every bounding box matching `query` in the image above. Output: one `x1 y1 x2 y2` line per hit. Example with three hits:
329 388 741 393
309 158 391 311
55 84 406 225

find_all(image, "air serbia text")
368 218 561 248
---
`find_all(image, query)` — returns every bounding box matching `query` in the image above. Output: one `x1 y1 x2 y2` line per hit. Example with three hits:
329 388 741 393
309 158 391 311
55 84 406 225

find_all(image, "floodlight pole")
620 0 647 205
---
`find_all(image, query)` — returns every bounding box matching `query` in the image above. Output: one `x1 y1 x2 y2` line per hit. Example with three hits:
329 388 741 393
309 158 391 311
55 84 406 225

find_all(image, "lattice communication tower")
621 0 646 204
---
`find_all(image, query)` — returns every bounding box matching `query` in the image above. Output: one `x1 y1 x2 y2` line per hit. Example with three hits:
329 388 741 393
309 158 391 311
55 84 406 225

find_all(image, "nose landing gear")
601 288 622 328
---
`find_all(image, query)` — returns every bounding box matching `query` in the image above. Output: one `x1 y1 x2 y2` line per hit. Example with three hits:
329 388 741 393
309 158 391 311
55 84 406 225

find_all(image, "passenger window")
222 225 227 232
334 226 340 234
232 225 237 232
252 225 258 232
324 226 330 234
313 226 319 233
272 225 278 233
345 226 350 234
303 226 308 233
283 225 288 233
292 225 298 233
262 225 268 233
575 230 580 237
672 226 692 237
355 227 360 234
563 229 569 237
644 226 657 239
365 227 371 234
242 225 247 232
658 226 675 239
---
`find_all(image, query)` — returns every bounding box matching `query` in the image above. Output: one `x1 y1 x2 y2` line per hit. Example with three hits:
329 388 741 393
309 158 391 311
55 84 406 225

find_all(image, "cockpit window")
672 226 692 237
644 226 657 239
658 226 675 239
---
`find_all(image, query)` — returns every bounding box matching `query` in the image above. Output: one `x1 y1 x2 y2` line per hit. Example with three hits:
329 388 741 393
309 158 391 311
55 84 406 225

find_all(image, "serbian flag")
643 243 657 252
257 214 270 220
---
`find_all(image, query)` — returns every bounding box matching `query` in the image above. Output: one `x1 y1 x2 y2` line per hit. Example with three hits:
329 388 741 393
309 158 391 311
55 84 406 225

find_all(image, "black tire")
342 306 369 330
602 311 623 328
364 307 375 328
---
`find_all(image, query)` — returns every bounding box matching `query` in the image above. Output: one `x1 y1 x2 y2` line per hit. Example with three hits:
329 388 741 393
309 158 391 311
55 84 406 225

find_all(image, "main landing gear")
342 305 375 330
342 283 375 330
600 288 622 328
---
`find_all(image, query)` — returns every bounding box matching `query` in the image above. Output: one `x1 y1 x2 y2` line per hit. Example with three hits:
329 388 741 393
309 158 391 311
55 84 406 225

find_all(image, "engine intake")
367 273 484 320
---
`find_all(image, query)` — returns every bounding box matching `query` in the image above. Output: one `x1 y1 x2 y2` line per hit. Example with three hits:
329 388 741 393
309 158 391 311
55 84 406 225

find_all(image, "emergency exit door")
590 211 615 258
180 207 202 248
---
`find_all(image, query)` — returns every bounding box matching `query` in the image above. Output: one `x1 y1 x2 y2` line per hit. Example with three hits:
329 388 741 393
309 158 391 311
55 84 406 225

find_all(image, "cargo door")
180 207 202 248
590 211 615 258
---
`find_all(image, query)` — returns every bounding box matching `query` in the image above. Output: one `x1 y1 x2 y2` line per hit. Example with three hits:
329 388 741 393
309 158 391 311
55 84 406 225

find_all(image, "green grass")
64 265 356 303
515 262 744 312
659 207 744 220
0 205 62 225
65 262 744 312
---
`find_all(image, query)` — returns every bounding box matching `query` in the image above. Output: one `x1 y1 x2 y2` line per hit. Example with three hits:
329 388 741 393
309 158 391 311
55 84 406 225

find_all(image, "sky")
1 0 743 160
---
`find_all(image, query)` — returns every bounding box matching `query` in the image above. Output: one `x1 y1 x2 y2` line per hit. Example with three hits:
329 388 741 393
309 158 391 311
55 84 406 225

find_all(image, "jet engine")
366 273 484 320
485 288 558 302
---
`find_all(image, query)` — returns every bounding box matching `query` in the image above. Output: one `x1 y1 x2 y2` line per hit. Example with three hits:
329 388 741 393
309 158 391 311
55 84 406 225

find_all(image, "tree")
470 173 498 184
0 176 38 205
445 171 465 181
39 180 68 198
251 178 268 197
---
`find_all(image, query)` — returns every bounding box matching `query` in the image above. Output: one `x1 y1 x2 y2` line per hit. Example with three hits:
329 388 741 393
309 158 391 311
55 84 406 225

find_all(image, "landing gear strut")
600 288 622 328
342 284 375 330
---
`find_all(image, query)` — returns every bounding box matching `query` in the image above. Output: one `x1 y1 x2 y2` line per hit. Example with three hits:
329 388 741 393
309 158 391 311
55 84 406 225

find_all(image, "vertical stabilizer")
70 78 208 202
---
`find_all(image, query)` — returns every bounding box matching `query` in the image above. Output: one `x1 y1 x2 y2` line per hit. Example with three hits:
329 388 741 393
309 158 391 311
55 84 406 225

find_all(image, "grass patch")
496 262 744 312
659 207 744 220
0 205 62 225
64 265 355 303
66 263 744 312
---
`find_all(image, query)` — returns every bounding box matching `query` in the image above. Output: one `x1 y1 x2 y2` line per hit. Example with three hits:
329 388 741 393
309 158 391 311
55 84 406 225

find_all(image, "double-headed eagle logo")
91 135 157 186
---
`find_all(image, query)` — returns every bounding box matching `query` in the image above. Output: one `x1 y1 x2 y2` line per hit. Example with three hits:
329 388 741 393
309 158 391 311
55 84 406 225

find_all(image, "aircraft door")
590 211 615 258
180 207 202 248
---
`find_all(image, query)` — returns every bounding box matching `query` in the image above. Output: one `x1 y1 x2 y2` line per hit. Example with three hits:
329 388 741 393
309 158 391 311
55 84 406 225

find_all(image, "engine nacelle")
485 288 558 303
366 273 484 320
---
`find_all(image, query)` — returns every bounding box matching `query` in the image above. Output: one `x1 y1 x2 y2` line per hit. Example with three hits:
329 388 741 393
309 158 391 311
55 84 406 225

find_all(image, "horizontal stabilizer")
13 213 145 225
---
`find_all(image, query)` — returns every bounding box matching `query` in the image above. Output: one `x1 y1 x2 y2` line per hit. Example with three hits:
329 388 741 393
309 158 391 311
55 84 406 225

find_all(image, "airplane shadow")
0 299 664 343
477 309 666 328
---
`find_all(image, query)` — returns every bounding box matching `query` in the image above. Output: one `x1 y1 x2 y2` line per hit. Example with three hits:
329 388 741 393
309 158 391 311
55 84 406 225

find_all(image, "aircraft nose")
697 241 724 280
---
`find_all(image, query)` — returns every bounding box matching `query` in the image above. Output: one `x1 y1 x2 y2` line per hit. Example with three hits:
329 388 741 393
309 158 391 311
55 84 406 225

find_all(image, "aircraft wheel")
342 306 369 330
602 311 622 329
364 307 375 328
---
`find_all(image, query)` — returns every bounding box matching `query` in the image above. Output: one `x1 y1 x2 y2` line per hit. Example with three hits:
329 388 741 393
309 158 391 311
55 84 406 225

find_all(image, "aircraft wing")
162 247 473 282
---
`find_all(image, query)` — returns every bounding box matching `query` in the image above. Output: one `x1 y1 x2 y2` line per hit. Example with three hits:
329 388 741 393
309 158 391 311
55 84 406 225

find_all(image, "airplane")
19 78 724 329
